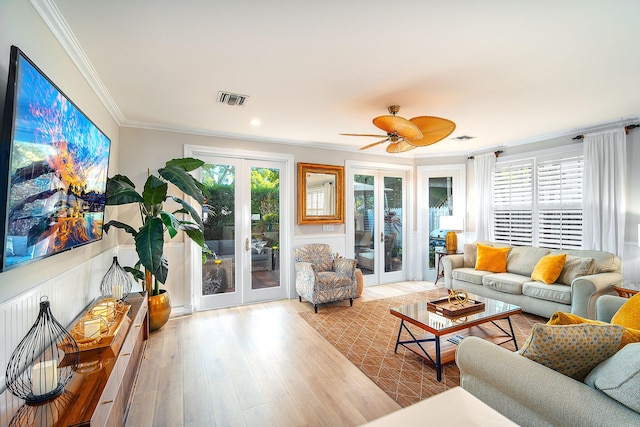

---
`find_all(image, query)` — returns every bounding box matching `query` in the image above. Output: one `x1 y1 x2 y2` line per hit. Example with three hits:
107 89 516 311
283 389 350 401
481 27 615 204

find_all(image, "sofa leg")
299 296 302 302
314 304 318 313
350 298 353 307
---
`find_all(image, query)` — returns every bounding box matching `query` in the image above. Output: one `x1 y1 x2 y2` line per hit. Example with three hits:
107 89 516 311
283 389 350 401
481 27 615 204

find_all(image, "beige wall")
118 126 415 238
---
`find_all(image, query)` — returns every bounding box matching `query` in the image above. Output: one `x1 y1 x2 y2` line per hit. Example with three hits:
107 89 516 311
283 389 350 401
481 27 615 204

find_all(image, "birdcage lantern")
5 296 79 405
100 255 132 301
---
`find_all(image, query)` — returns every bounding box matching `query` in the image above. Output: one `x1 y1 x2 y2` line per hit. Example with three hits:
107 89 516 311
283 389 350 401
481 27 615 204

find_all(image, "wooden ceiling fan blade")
340 133 388 138
372 115 423 140
406 116 456 146
359 138 388 150
386 140 417 153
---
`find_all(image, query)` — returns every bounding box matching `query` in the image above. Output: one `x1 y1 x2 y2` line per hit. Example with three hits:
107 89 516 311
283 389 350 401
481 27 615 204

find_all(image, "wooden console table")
0 292 149 427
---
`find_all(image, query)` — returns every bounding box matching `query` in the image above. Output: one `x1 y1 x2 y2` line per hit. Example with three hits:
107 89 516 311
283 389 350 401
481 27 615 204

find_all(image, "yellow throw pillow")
611 292 640 330
548 311 640 349
518 323 625 381
531 254 567 284
475 244 510 273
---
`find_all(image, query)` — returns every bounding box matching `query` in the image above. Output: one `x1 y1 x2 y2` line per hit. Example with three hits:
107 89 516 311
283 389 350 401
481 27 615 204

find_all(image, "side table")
434 250 460 285
613 286 638 298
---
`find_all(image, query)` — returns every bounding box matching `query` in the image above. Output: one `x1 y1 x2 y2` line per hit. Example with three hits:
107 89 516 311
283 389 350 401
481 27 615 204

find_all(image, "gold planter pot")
148 290 171 331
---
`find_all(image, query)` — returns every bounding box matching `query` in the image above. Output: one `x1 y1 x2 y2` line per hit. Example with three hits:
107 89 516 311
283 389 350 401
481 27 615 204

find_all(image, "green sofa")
456 295 640 426
442 242 623 319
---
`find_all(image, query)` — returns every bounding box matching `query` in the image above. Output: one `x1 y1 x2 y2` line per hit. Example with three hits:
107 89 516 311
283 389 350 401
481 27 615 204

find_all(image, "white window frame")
493 146 584 249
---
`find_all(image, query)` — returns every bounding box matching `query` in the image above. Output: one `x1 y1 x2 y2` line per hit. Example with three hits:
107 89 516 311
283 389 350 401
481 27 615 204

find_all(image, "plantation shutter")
537 155 583 249
493 160 533 246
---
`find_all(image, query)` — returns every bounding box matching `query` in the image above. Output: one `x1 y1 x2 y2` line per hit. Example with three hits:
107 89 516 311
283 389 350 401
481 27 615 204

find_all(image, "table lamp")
439 215 464 254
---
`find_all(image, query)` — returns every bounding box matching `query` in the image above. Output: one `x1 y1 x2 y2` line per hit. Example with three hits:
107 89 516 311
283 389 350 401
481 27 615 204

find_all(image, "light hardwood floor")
126 281 437 427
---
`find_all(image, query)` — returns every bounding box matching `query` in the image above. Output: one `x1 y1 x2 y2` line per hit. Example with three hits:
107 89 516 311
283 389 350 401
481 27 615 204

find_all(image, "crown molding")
30 0 125 124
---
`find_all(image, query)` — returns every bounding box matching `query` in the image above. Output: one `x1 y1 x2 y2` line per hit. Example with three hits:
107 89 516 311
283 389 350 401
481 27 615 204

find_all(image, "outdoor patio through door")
196 156 286 310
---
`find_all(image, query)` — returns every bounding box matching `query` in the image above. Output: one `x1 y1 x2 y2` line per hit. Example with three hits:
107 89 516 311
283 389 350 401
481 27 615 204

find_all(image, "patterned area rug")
299 289 545 407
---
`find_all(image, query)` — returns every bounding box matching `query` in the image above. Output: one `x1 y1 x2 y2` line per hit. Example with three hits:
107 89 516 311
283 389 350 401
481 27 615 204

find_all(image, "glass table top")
390 294 521 333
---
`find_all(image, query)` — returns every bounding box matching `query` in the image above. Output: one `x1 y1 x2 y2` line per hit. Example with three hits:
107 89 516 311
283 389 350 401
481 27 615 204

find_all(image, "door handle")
246 238 250 251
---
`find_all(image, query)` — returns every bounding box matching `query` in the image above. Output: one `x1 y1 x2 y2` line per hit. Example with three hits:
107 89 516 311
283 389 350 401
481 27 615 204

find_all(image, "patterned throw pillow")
517 323 625 381
463 243 477 268
548 311 640 349
556 255 595 286
531 254 567 284
475 244 510 273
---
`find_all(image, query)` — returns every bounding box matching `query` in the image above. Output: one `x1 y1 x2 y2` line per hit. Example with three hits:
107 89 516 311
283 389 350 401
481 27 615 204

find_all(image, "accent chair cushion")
517 323 625 381
611 292 640 330
475 244 510 273
584 342 640 413
531 254 567 284
548 311 640 349
556 255 595 286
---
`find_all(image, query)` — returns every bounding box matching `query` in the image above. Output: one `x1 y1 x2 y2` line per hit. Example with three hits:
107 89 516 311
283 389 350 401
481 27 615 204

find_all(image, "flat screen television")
0 46 111 271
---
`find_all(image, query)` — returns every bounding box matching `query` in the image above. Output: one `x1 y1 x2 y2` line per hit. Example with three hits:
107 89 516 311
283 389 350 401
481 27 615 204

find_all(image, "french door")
349 167 407 286
194 155 287 310
417 165 466 281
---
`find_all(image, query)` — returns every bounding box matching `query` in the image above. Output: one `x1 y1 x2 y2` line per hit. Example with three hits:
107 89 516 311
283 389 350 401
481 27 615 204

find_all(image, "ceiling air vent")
217 91 249 106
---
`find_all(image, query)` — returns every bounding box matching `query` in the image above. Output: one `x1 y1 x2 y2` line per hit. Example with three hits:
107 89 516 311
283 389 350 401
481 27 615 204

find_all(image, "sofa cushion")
205 240 220 254
507 246 551 276
611 292 640 330
584 342 640 413
517 323 625 381
452 268 490 285
219 240 235 255
482 273 528 294
531 253 567 284
476 244 510 273
556 255 595 286
550 249 621 274
523 282 572 304
548 311 640 349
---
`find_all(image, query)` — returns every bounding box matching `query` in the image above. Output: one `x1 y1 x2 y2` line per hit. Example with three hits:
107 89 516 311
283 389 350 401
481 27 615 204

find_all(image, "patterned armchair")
294 243 358 313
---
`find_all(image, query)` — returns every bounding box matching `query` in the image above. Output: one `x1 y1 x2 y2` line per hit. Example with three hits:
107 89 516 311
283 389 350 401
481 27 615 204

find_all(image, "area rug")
299 290 544 407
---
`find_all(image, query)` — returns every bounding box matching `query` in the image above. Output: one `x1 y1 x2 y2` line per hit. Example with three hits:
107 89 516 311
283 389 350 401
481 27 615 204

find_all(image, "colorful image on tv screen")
4 53 110 269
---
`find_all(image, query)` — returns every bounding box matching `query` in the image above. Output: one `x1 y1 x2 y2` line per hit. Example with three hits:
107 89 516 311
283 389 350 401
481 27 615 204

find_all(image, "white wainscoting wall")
0 250 114 396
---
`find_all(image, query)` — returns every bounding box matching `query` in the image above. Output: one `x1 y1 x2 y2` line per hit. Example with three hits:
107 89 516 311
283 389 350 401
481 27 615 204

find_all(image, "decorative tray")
67 299 131 352
427 296 485 317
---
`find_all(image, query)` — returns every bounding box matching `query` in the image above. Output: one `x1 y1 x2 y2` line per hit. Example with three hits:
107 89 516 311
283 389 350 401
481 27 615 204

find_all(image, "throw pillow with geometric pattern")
517 323 625 381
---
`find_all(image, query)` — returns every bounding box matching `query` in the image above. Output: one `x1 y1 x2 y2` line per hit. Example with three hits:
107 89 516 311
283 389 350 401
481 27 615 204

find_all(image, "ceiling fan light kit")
343 105 456 153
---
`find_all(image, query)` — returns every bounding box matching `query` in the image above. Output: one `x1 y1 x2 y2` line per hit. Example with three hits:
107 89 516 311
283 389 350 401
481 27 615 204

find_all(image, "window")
493 151 583 249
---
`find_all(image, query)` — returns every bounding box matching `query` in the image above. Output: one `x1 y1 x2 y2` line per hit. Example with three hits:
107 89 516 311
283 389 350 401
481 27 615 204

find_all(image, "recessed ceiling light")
451 135 476 140
249 118 261 127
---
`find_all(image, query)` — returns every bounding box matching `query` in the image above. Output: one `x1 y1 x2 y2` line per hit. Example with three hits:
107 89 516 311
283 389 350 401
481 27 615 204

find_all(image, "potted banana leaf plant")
104 157 208 330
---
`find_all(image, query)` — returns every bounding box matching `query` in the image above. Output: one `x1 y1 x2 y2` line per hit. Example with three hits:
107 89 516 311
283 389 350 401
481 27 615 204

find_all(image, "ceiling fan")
341 105 456 153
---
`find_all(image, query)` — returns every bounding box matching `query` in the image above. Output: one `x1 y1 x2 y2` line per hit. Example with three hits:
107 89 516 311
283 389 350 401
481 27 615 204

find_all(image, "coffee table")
390 294 522 381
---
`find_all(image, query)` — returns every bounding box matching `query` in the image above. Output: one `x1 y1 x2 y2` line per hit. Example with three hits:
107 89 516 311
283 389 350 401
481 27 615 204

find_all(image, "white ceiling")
46 0 640 157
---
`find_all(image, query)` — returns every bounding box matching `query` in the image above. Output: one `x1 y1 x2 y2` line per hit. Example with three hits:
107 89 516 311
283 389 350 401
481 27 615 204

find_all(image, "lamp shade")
440 216 464 254
439 216 463 231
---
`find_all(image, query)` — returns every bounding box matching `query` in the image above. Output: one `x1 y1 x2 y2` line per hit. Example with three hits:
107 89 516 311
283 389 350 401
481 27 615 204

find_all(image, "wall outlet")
323 224 334 232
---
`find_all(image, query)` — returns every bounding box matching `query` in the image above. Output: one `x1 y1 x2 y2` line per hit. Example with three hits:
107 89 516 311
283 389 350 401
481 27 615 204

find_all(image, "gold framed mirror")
298 163 344 224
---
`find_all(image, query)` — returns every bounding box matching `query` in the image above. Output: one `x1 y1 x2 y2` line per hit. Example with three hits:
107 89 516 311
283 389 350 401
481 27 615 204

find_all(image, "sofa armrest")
571 272 623 319
295 261 316 297
456 336 640 426
442 254 464 289
596 294 627 323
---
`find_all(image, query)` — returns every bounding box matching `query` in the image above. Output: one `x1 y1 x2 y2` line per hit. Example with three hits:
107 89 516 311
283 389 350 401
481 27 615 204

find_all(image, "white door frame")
183 144 294 312
416 164 466 281
345 160 413 286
